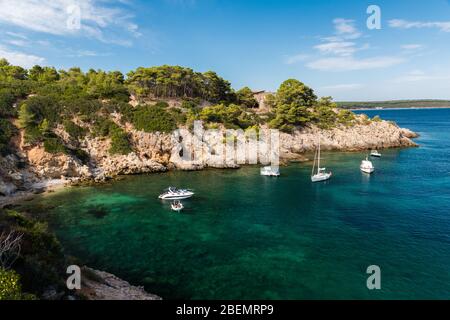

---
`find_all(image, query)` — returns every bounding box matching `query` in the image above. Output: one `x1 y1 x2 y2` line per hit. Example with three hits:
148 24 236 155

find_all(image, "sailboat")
311 137 332 182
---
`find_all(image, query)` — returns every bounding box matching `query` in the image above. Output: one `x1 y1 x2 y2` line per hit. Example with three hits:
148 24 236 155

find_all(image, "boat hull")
360 167 375 174
159 195 193 200
311 172 332 182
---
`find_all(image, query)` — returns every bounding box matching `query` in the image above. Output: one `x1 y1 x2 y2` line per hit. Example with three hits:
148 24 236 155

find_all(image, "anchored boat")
159 187 194 200
171 201 184 212
360 157 375 174
311 137 332 182
370 150 382 157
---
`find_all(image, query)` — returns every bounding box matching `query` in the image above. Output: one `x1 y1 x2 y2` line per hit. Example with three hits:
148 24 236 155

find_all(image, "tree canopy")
126 65 235 103
236 87 258 108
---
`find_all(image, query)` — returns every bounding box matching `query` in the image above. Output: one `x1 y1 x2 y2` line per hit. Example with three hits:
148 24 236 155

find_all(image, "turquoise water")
24 108 450 299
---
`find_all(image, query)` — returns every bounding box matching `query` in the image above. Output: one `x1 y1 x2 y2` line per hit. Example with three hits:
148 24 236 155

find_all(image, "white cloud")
67 49 110 57
314 41 356 57
332 18 361 40
389 19 450 32
284 54 309 65
304 18 404 72
0 46 45 68
5 32 28 40
0 0 140 45
6 39 28 47
320 83 363 90
307 56 404 71
401 44 423 50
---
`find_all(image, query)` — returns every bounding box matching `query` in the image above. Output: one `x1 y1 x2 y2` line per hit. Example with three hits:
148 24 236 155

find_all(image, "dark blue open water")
25 108 450 299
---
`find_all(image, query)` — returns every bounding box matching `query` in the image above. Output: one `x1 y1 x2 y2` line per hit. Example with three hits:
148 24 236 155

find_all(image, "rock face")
27 146 91 179
79 267 162 300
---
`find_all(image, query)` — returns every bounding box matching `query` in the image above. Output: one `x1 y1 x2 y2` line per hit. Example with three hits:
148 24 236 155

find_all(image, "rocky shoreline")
1 118 418 205
77 267 162 300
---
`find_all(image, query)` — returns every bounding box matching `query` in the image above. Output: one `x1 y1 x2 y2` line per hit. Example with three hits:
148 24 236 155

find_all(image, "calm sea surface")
24 108 450 299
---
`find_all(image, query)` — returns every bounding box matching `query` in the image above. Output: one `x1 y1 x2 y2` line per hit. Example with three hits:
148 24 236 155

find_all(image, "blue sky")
1 0 450 101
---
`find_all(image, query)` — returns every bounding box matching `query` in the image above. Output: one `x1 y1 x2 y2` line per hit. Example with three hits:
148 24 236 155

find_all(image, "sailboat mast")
317 138 321 174
311 148 316 176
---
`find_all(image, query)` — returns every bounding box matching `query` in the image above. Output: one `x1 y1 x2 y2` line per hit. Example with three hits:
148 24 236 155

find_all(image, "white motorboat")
360 157 375 174
311 137 332 182
171 201 184 212
370 150 382 157
158 187 194 200
260 166 280 177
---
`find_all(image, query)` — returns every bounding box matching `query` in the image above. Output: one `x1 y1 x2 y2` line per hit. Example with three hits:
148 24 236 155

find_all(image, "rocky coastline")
0 117 418 204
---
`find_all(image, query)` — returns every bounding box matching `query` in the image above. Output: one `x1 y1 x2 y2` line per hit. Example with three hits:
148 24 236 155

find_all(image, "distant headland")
337 100 450 110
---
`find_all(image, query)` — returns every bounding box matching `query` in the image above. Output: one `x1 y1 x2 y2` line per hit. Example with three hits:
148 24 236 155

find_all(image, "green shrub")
68 148 90 164
63 120 86 140
103 100 135 123
168 108 187 125
337 109 356 126
181 99 199 110
19 96 62 127
43 137 67 154
109 127 132 155
0 91 17 117
92 117 116 137
0 210 67 298
23 125 43 145
132 105 176 133
0 268 24 300
0 119 17 155
63 98 102 118
372 115 382 122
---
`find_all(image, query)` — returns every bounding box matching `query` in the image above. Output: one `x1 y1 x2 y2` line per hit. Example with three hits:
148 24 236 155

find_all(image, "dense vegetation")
0 209 69 300
0 57 369 163
132 102 177 133
337 100 450 110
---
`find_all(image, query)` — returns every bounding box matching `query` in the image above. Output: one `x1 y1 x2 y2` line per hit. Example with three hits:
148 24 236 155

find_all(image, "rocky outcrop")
99 153 167 176
0 153 38 197
79 267 162 300
27 146 92 179
280 120 418 159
